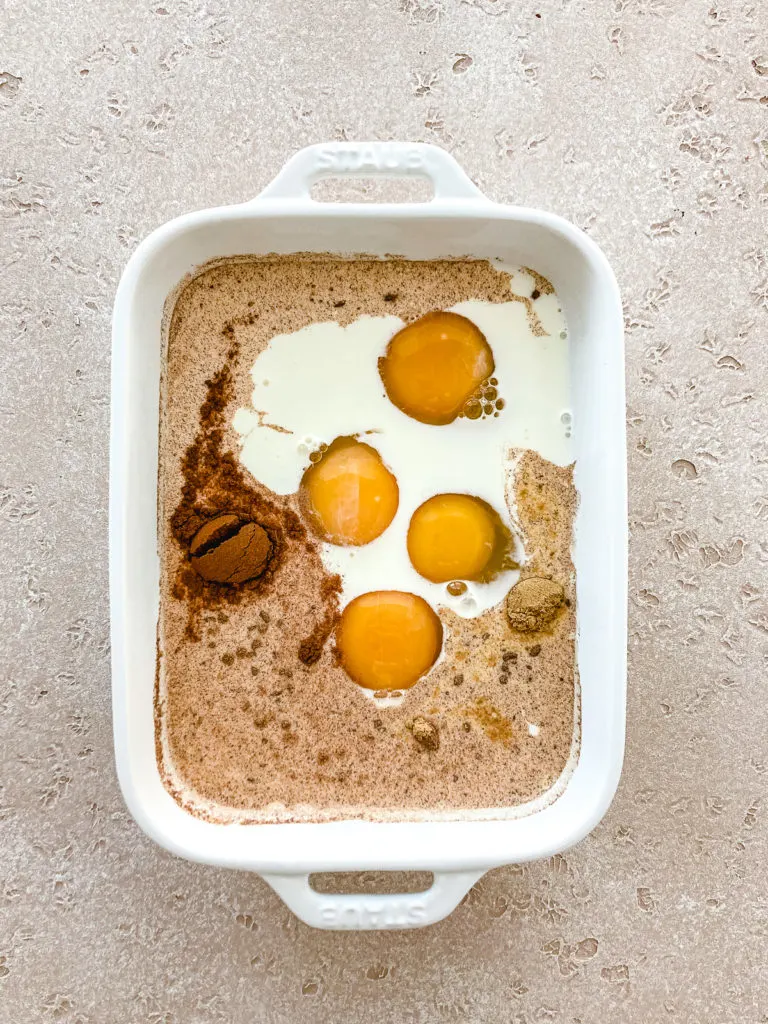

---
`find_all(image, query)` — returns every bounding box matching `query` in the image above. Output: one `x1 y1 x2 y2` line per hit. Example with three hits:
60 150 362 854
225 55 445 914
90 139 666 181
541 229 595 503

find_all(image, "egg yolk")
407 493 508 583
379 311 495 425
336 591 443 691
300 437 399 546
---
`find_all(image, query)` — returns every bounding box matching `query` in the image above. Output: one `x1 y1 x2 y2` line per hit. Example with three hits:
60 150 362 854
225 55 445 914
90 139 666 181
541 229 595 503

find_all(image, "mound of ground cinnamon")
190 514 273 584
506 576 565 632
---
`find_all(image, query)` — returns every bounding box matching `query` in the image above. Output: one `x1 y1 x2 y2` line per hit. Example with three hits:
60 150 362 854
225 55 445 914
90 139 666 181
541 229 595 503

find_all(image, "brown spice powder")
168 359 296 639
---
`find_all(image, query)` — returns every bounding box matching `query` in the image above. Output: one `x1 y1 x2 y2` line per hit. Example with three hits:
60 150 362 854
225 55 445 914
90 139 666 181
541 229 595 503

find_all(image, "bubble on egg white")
297 435 327 459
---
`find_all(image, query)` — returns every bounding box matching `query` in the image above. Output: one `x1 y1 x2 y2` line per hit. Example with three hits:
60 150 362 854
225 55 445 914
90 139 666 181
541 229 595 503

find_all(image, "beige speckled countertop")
2 1 767 1021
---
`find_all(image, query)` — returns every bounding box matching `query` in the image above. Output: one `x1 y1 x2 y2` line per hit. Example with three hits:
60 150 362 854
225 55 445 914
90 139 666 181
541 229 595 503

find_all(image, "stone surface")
1 1 767 1021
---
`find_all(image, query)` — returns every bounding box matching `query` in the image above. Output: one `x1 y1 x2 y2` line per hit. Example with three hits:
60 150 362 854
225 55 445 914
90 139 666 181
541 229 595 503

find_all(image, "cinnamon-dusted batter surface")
158 257 578 821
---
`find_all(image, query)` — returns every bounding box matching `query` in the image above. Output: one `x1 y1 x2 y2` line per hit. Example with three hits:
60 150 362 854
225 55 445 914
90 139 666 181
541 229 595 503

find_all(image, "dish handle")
255 141 488 203
261 868 485 930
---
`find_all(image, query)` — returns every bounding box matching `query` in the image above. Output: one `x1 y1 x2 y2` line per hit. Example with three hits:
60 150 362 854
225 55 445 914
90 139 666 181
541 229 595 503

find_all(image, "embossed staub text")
314 144 425 175
318 897 427 929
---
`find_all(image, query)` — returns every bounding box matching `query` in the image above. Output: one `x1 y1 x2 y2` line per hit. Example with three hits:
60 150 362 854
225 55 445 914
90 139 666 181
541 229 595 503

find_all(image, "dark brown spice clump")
298 575 342 665
190 514 273 584
298 621 333 666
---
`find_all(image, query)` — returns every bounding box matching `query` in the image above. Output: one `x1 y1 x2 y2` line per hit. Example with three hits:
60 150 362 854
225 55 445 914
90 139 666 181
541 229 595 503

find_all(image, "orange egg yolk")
336 591 443 691
407 493 507 583
300 437 399 546
379 311 495 425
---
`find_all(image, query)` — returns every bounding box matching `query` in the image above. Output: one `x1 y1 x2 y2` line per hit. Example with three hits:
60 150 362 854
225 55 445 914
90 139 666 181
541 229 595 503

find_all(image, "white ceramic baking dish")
110 142 626 930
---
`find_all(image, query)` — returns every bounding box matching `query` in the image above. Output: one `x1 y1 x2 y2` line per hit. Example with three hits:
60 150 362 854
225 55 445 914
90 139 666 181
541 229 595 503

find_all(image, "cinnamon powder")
169 355 296 639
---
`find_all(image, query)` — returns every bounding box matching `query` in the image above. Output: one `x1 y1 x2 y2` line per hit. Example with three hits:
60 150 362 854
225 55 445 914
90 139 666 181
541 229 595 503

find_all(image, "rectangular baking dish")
110 141 626 930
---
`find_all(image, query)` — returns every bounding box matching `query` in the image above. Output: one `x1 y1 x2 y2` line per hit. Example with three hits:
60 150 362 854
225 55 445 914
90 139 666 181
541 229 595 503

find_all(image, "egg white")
232 270 571 619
